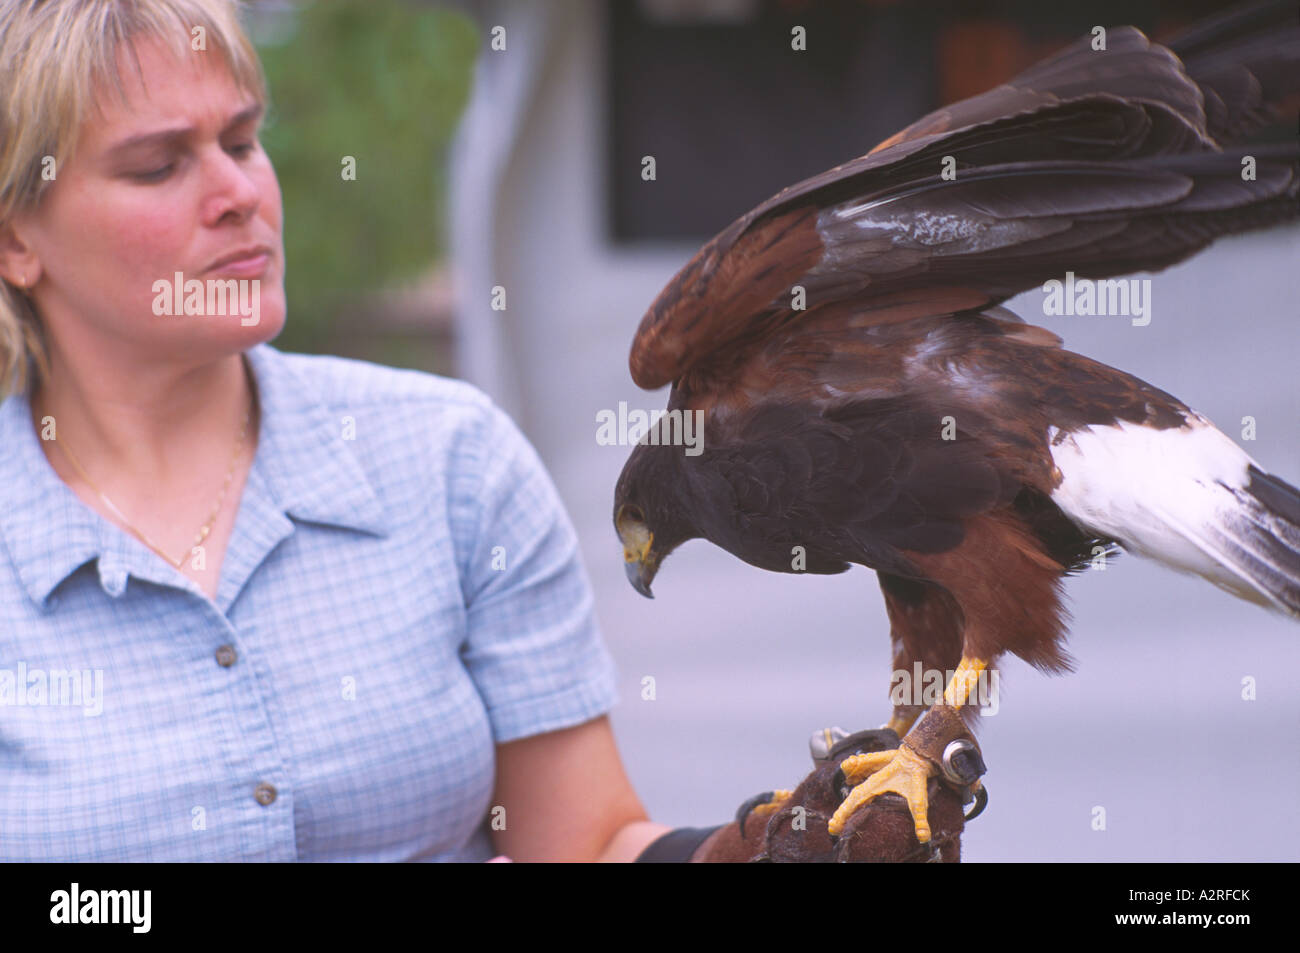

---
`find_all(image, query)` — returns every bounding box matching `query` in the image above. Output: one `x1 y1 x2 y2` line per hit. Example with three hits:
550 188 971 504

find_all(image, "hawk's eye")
622 504 645 524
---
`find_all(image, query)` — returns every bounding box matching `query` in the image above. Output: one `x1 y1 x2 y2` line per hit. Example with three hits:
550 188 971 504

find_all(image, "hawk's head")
613 440 698 599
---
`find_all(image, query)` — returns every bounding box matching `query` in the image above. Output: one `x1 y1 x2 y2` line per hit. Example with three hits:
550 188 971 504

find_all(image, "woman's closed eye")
133 162 174 183
133 141 259 183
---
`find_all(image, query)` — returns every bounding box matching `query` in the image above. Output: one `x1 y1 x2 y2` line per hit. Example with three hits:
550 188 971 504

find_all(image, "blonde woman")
0 0 676 862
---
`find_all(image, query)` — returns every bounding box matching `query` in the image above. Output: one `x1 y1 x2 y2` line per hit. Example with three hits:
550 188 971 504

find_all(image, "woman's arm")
490 715 672 862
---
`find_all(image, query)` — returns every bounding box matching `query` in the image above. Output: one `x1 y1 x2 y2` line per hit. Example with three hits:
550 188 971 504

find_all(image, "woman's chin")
209 294 287 350
156 301 287 361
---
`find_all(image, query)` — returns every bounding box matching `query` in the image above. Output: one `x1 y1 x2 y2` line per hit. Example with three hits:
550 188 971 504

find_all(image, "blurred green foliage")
251 0 479 352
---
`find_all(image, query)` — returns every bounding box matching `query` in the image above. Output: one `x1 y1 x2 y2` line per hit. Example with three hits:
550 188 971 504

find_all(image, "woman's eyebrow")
102 103 265 157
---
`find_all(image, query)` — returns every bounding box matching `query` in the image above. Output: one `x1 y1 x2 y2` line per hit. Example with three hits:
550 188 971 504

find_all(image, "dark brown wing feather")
681 396 1017 581
629 7 1300 390
669 302 1191 577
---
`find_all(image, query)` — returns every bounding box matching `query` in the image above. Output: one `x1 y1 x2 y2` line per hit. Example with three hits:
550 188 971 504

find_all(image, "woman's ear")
0 222 41 292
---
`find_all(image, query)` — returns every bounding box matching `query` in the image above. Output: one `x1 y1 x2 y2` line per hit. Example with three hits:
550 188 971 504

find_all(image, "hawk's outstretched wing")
628 7 1300 391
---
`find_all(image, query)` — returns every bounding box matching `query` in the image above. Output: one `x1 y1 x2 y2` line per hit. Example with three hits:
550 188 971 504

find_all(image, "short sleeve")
452 399 619 743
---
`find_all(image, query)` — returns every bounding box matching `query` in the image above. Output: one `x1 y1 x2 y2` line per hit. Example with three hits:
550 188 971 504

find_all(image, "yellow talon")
833 657 989 843
827 744 935 842
749 789 793 817
736 788 796 838
837 749 895 786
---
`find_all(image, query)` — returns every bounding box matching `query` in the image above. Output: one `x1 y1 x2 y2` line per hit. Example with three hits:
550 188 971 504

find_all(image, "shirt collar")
0 342 390 610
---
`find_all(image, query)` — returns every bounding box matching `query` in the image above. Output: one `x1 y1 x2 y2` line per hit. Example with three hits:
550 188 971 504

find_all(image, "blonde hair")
0 0 268 400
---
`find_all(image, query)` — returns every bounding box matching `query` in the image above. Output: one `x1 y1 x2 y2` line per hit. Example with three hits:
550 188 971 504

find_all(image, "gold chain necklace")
38 379 253 571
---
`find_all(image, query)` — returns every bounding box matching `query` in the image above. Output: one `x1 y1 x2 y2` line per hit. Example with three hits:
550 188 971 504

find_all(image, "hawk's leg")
877 571 961 743
884 706 922 736
829 656 988 842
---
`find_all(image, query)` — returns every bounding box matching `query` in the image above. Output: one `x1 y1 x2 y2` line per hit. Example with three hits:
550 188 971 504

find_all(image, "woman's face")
10 34 285 370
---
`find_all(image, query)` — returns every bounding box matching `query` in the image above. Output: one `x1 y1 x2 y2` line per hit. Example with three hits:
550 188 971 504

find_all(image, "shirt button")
254 783 277 806
215 644 237 667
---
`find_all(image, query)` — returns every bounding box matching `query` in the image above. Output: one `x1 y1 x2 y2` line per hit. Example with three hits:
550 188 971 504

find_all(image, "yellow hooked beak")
618 516 656 599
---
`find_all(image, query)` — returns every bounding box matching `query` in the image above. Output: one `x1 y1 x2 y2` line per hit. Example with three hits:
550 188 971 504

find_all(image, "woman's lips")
206 252 271 278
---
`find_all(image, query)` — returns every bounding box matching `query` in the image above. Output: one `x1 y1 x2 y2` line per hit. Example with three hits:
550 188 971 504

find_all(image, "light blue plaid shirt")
0 343 618 861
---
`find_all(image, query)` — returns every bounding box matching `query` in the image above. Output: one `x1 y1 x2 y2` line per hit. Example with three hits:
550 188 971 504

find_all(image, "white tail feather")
1047 413 1300 616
